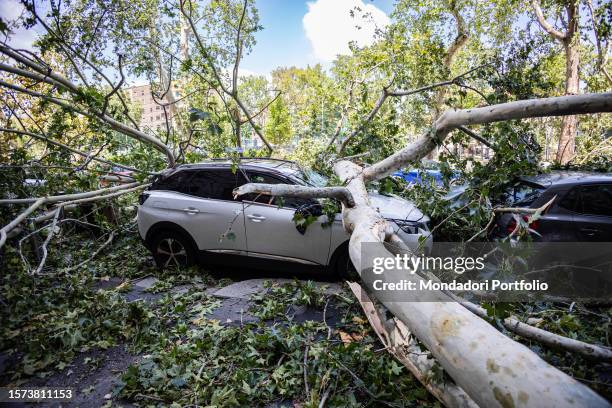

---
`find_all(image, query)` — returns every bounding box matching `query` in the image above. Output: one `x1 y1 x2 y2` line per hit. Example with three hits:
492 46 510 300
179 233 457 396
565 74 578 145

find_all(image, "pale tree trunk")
235 93 612 407
180 15 190 61
427 3 467 160
531 0 580 164
557 41 580 163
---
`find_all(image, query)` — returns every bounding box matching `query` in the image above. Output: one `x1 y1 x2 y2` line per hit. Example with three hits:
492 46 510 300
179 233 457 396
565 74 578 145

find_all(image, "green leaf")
170 377 187 388
189 108 211 122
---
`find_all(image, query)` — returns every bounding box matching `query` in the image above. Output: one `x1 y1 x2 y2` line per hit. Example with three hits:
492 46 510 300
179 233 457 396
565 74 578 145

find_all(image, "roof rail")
205 157 298 165
177 157 304 171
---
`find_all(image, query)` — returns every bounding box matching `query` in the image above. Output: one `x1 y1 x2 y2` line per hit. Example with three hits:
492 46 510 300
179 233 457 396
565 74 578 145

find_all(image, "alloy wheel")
156 237 187 267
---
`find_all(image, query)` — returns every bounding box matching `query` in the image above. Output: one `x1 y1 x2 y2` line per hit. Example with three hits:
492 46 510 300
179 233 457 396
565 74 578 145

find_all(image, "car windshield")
291 168 328 188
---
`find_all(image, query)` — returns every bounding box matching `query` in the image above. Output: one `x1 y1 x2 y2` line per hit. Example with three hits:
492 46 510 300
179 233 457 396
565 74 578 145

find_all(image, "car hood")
368 192 429 223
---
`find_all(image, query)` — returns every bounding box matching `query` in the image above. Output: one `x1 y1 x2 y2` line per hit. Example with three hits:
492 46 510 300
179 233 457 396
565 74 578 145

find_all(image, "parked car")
393 160 460 187
137 159 432 275
490 171 612 241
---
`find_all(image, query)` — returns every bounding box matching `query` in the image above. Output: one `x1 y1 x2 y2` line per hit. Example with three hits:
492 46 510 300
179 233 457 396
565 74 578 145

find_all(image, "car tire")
335 248 359 280
149 230 197 269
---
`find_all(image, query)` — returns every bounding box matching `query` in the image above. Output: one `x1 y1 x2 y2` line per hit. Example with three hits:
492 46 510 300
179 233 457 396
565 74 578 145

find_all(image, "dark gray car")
492 172 612 242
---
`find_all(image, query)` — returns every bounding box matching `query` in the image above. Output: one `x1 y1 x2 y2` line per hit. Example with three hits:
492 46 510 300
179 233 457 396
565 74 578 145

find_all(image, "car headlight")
390 219 428 234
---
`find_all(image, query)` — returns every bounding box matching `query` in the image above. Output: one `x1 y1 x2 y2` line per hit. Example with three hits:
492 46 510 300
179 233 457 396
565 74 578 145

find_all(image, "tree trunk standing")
557 39 580 163
234 106 242 150
531 0 579 164
427 3 468 160
180 15 190 61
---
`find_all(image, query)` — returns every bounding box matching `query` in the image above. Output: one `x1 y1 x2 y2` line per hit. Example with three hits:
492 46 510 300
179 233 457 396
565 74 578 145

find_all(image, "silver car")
137 159 432 276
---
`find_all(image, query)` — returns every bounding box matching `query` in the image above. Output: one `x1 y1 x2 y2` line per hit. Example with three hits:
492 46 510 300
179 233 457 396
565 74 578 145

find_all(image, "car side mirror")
294 202 324 235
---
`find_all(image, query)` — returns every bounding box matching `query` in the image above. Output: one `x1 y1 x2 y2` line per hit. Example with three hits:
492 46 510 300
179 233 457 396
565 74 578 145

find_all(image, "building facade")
125 84 181 130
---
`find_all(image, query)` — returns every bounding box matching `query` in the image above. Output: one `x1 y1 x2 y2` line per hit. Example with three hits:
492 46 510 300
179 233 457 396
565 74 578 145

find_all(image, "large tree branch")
0 128 151 175
0 198 46 248
348 282 479 408
0 181 142 205
0 182 145 249
456 298 612 363
456 126 494 149
445 1 469 67
251 93 612 405
233 183 355 207
338 65 487 154
362 93 612 181
531 0 567 42
0 78 176 166
232 0 248 97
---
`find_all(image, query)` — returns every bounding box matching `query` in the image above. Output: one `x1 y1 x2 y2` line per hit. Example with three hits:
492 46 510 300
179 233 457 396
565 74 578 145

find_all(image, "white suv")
137 159 432 276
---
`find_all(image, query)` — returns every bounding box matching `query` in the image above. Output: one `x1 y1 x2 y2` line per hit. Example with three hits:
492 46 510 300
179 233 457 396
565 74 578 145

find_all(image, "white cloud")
303 0 389 62
0 0 40 50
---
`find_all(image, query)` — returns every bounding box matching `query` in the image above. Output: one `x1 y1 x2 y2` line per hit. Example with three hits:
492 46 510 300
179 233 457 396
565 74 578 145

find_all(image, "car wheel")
150 230 196 269
335 248 359 280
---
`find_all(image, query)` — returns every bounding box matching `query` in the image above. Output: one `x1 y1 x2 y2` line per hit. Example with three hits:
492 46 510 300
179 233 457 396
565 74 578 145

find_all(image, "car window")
184 169 246 201
559 187 580 212
151 171 192 193
580 185 612 216
242 171 313 209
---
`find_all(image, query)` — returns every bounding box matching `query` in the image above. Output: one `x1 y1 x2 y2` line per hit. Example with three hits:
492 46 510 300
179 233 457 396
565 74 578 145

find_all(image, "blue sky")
242 0 395 75
0 0 395 77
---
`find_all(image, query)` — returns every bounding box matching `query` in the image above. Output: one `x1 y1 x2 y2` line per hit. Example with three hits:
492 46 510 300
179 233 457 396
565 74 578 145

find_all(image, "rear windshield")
504 182 545 206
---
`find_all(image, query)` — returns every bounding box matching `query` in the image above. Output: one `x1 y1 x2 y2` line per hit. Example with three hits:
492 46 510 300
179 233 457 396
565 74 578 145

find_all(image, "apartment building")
125 84 181 129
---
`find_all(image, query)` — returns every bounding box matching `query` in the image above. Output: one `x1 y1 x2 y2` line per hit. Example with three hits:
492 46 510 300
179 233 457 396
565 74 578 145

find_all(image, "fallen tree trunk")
335 160 608 408
236 93 612 407
347 282 478 408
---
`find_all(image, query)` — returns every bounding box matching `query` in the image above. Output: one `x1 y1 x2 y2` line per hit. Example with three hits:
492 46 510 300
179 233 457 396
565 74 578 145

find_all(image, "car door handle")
247 214 266 222
182 207 200 214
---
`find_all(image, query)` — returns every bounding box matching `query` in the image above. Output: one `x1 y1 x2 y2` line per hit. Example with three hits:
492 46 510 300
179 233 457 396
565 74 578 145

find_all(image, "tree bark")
531 0 580 164
234 106 242 150
348 282 479 408
557 41 580 163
